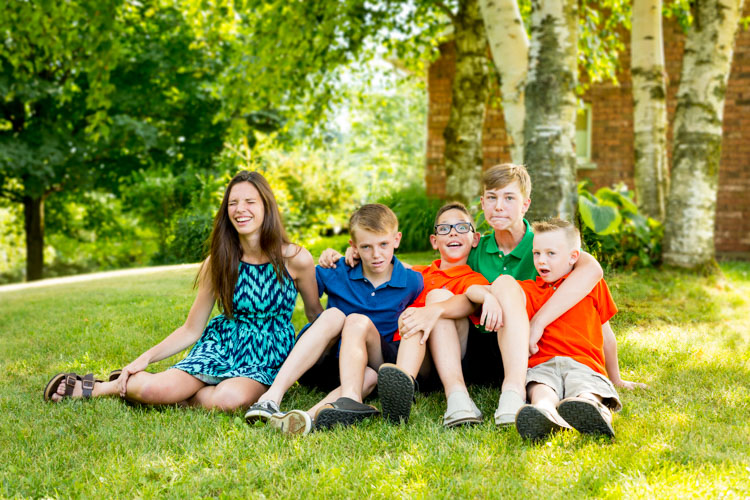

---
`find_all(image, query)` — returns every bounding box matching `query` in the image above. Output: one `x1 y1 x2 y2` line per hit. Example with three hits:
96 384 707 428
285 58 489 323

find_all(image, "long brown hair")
197 171 291 319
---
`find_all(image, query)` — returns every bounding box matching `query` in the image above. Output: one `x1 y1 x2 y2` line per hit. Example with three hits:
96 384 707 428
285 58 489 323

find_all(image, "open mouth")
446 241 463 248
235 216 252 224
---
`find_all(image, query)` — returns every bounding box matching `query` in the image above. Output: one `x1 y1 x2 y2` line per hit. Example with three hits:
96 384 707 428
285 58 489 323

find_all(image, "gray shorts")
526 357 622 411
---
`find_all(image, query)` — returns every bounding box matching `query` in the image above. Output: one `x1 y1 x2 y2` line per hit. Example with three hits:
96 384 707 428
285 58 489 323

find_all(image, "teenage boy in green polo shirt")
459 163 604 426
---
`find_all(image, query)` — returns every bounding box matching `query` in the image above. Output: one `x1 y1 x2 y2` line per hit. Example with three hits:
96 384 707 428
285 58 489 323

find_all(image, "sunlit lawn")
1 254 748 498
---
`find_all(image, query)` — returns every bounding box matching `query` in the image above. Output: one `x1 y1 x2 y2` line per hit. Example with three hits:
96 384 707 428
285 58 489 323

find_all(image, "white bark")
479 0 529 164
631 0 668 221
444 0 491 203
663 0 745 269
523 0 578 221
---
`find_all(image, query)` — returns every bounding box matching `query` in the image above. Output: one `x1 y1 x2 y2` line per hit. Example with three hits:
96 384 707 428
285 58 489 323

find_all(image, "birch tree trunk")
444 0 491 203
662 0 745 269
631 0 669 221
523 0 578 221
479 0 529 164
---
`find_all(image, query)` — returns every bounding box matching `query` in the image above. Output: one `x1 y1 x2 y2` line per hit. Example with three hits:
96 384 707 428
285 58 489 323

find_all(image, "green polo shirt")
467 218 538 282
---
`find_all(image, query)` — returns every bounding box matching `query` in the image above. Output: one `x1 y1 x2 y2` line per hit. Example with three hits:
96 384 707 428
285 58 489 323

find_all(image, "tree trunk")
444 0 491 203
479 0 529 164
663 0 745 269
23 195 44 281
523 0 578 222
631 0 669 221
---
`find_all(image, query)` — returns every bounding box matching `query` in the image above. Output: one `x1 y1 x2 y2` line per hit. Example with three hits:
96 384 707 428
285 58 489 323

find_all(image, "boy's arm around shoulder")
602 321 647 390
530 251 603 343
287 245 324 322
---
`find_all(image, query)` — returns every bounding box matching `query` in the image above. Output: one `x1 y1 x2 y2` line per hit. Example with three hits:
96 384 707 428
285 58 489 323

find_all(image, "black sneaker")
244 400 281 424
314 397 380 430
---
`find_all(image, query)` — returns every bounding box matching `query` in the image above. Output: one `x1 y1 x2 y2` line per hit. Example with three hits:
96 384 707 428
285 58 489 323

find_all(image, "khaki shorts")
526 357 622 411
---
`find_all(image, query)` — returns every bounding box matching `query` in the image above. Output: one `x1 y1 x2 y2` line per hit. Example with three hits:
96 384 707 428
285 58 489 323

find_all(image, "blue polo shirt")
313 256 424 343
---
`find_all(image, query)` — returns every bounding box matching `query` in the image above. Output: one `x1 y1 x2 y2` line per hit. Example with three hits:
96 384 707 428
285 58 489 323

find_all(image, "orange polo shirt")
518 275 617 376
393 260 489 341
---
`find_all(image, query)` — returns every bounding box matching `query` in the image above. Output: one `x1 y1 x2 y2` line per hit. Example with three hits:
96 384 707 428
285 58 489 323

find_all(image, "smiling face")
480 180 531 233
430 208 480 266
227 181 265 237
532 229 580 283
350 228 401 277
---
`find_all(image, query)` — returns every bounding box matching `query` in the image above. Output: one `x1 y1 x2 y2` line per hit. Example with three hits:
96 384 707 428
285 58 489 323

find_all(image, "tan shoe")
494 390 525 426
515 404 571 440
443 391 483 428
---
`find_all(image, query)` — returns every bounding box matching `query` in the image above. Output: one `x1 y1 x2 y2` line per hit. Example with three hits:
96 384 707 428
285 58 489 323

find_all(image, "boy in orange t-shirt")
515 219 644 440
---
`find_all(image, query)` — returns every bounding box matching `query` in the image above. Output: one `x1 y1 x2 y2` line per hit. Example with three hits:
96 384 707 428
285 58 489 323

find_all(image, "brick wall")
425 11 750 256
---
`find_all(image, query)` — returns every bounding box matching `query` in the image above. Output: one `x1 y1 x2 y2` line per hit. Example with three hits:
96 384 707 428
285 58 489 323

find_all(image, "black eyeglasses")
434 222 474 235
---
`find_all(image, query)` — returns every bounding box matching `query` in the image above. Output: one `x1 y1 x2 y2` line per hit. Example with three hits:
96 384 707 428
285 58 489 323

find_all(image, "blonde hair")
433 201 474 228
483 163 531 199
532 218 581 250
349 203 399 240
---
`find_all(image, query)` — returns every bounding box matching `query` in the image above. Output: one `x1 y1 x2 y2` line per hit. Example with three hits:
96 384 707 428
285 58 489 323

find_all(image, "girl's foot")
43 372 117 402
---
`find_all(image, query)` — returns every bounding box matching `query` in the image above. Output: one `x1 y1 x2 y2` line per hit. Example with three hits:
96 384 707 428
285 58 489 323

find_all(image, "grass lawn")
1 254 748 498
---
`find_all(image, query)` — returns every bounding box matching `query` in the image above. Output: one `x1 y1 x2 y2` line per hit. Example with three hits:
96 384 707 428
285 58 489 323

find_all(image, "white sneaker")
269 410 313 436
494 390 525 426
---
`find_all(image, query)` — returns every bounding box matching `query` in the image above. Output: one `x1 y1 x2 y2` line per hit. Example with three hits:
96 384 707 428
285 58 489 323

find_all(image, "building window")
576 103 595 169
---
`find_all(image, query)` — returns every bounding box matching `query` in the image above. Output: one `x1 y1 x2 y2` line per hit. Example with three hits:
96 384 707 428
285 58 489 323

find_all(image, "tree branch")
434 0 458 24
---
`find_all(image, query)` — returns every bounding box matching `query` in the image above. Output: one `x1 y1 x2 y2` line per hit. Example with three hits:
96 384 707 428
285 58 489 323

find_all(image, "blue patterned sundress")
172 261 298 386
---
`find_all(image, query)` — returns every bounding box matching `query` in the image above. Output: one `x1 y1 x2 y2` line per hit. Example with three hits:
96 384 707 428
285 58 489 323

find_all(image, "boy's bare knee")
425 288 454 304
320 307 346 324
343 313 373 333
490 275 524 302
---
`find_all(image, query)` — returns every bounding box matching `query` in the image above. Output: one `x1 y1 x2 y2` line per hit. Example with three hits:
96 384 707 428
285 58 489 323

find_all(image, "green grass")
1 258 749 498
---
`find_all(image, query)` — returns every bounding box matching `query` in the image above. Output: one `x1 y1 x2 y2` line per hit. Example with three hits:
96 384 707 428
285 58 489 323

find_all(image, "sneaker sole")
557 399 614 437
378 364 414 424
245 410 273 424
515 405 563 441
269 411 311 435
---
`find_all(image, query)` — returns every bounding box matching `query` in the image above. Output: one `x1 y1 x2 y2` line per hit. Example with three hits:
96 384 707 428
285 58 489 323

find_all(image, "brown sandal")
43 372 101 402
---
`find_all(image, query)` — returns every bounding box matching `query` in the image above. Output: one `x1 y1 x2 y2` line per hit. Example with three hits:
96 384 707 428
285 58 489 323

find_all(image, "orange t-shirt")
519 275 617 375
393 260 489 341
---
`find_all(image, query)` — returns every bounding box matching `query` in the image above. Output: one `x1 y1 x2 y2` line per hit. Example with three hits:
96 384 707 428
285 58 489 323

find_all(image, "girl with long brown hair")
43 171 322 410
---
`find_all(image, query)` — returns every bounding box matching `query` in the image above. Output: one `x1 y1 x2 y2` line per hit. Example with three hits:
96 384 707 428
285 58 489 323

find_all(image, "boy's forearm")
429 294 475 319
532 251 603 330
465 284 491 305
602 321 622 383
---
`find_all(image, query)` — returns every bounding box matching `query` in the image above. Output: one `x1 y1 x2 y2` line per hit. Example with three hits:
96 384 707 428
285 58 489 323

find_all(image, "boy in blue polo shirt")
244 203 423 434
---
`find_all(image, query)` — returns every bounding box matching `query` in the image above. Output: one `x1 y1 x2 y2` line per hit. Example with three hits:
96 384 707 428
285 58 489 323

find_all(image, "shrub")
377 185 445 252
154 212 214 265
577 181 663 270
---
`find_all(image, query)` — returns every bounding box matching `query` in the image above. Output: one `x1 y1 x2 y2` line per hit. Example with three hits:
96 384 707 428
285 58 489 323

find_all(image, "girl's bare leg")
51 368 206 405
188 377 268 411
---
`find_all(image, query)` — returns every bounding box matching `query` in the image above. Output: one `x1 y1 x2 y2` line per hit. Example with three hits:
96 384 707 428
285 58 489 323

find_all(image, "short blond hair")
532 218 581 250
349 203 399 240
483 163 531 199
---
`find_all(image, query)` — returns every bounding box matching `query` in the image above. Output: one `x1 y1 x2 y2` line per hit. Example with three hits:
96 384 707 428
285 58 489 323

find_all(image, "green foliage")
577 181 663 270
377 185 444 252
